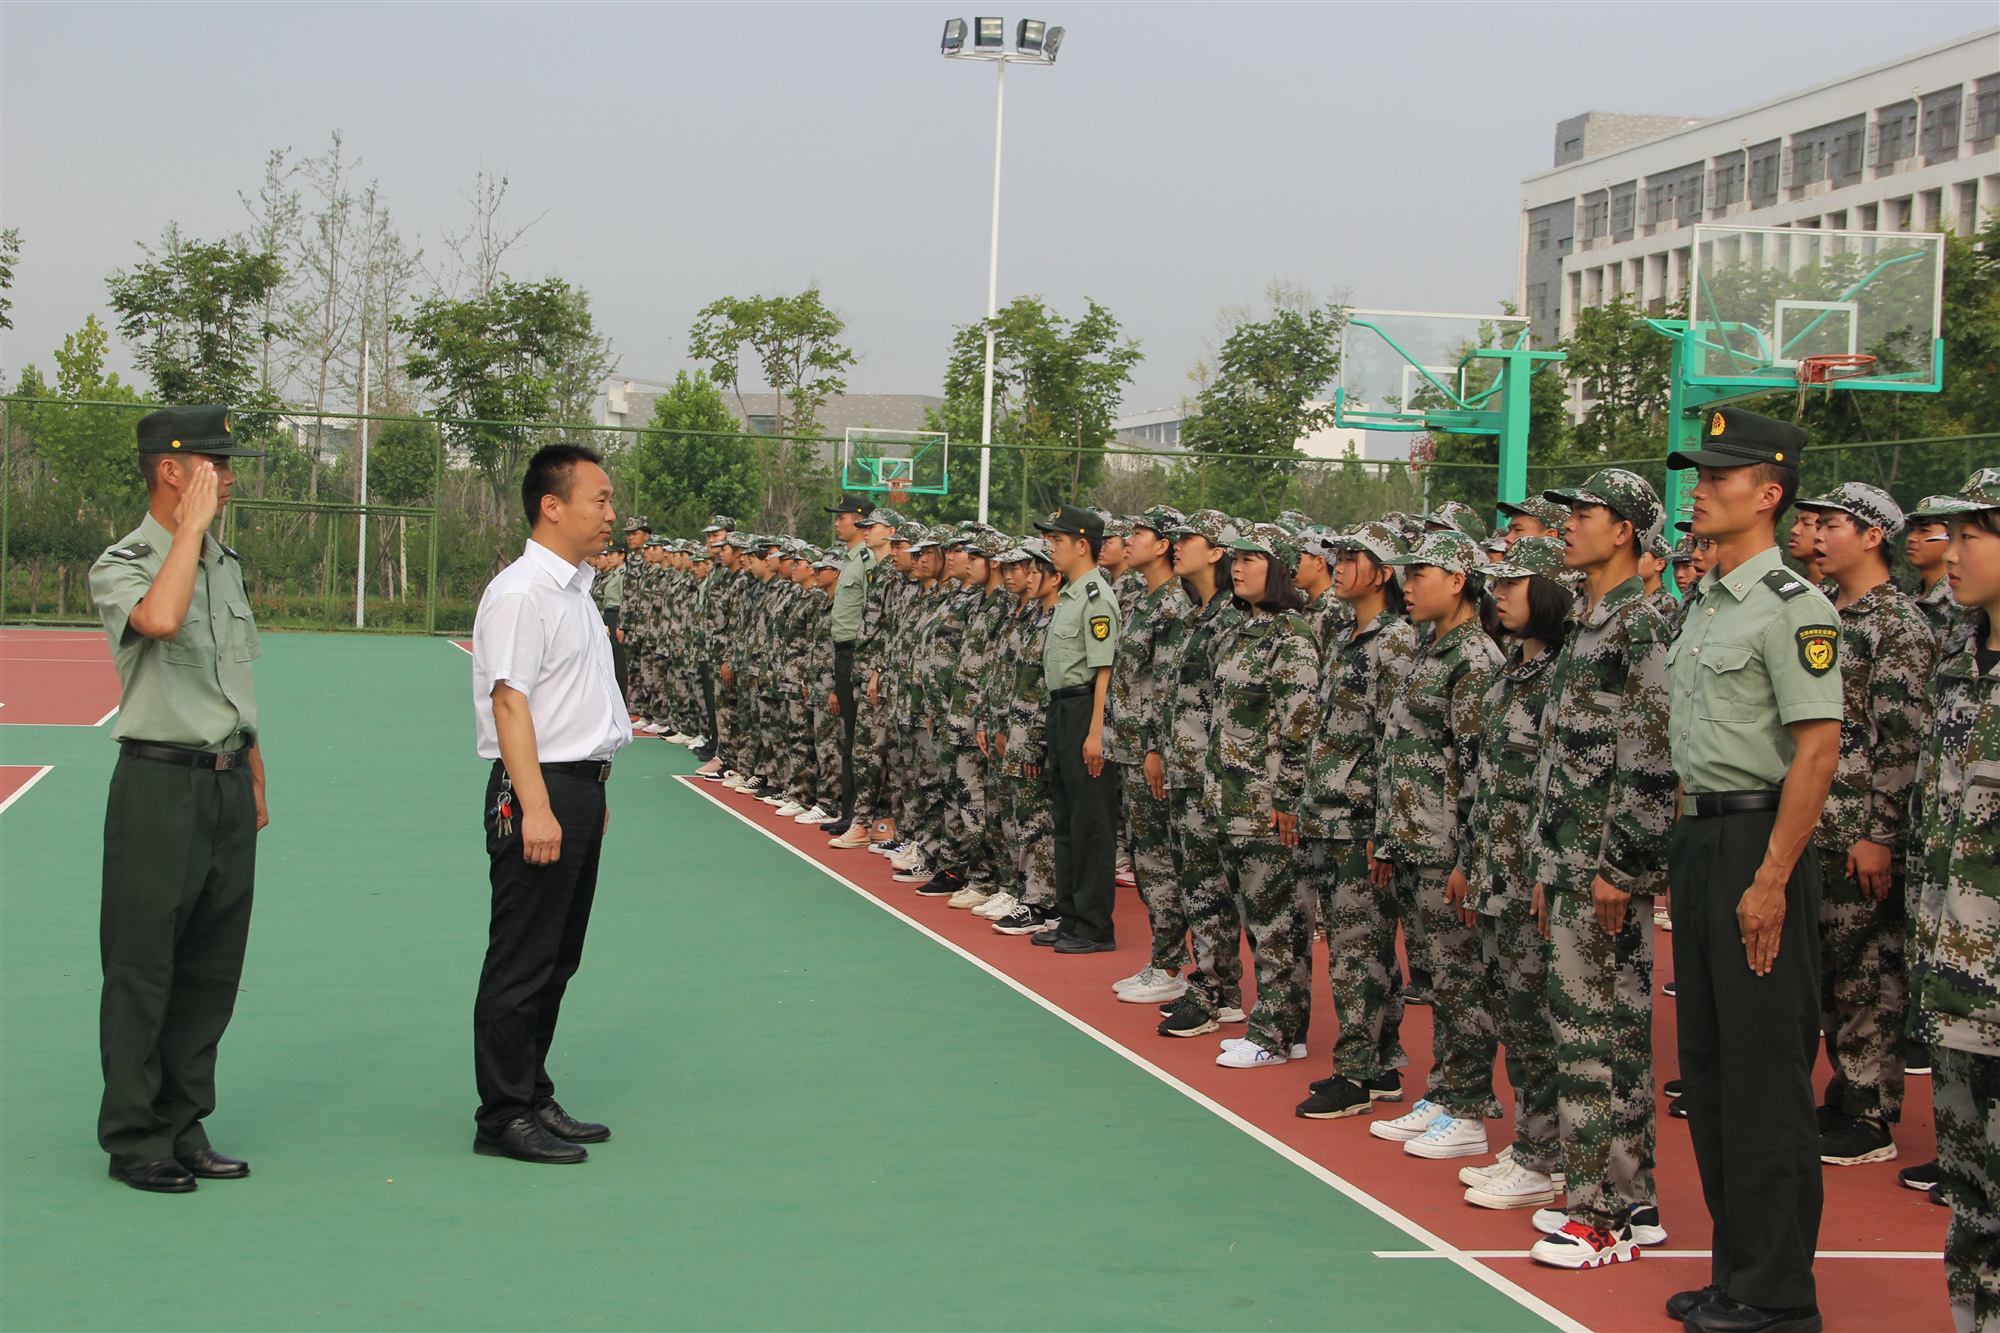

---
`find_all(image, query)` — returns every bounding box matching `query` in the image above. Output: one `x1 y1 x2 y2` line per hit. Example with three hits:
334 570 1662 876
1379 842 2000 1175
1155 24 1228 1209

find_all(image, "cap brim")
164 443 264 459
1540 487 1588 507
1667 446 1764 470
1484 562 1536 580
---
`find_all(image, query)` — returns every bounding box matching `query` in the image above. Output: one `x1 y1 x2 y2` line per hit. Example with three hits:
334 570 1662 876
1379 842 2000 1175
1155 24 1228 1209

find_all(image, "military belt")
121 740 251 771
1047 684 1094 701
1681 790 1782 817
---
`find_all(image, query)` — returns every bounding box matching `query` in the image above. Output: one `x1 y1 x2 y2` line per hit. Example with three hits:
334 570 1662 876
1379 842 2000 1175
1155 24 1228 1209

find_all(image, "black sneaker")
1820 1113 1895 1166
1361 1070 1403 1101
1668 1098 1687 1119
1663 1078 1684 1098
914 870 964 897
1296 1075 1372 1119
1930 1183 1947 1206
872 837 907 855
1899 1158 1941 1191
1662 980 1677 998
1157 995 1219 1038
992 903 1056 936
1905 1041 1931 1076
820 817 852 836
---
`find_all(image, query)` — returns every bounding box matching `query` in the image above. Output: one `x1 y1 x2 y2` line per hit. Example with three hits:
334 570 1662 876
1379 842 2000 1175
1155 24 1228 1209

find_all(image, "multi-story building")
599 379 942 437
1518 28 1999 348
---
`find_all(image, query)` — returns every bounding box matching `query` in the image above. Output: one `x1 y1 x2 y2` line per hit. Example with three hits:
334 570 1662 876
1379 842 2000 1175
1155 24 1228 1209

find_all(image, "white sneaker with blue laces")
1368 1098 1449 1142
1215 1041 1288 1069
1405 1113 1488 1159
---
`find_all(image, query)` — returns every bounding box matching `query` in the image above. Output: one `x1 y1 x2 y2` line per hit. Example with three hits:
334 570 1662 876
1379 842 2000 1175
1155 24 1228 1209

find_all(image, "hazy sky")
2 1 1990 416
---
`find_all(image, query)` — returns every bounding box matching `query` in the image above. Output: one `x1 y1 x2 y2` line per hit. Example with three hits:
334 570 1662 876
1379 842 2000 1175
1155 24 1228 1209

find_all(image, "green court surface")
0 634 1550 1332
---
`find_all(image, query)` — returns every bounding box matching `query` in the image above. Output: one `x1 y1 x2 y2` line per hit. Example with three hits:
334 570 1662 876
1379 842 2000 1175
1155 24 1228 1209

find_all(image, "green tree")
928 296 1141 528
1561 293 1677 461
0 228 19 332
631 371 760 538
1174 300 1343 518
105 224 285 406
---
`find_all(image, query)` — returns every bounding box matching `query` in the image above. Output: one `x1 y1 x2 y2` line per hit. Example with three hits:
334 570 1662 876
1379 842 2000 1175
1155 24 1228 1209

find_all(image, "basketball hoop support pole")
976 59 1006 526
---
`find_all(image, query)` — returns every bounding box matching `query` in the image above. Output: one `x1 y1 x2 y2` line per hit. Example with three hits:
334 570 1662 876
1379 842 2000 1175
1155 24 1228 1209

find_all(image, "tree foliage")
631 371 760 538
1175 299 1343 516
0 228 19 332
105 224 284 407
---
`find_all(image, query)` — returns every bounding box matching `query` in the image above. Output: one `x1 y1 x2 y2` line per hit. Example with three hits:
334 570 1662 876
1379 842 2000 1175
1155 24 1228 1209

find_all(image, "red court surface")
0 628 120 726
0 765 53 814
681 760 1949 1333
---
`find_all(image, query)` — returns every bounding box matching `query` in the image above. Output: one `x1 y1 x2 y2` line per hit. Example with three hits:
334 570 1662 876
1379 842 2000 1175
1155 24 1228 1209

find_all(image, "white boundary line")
0 765 54 815
1377 1250 1941 1261
448 641 474 657
93 706 119 727
678 775 1589 1333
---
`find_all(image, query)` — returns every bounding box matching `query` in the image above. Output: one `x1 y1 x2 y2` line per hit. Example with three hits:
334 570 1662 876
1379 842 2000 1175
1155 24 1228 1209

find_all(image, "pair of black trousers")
1045 693 1117 945
1670 808 1823 1310
833 640 858 820
99 752 258 1173
474 762 608 1136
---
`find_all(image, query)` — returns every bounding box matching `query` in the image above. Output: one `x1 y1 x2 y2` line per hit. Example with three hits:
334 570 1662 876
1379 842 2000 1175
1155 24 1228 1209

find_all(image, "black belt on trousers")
121 740 250 771
1681 789 1782 817
495 758 614 783
1048 683 1093 701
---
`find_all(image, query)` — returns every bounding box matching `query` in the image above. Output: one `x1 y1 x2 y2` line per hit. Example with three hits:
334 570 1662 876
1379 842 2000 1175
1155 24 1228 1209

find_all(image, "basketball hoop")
1795 353 1876 408
887 477 912 505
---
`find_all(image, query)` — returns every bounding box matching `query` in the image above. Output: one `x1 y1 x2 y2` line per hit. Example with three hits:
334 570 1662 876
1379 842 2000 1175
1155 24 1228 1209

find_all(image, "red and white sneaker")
1529 1220 1639 1269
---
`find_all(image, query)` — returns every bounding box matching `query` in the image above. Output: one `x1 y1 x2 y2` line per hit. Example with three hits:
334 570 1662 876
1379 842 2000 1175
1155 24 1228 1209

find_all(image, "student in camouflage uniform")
926 533 1010 900
1516 470 1676 1269
1366 529 1504 1159
1642 533 1681 624
1199 527 1322 1066
1104 506 1195 1003
958 543 1036 913
1293 521 1420 1119
697 529 751 782
988 544 1064 932
1907 494 1964 645
1796 484 1938 1168
1496 497 1569 547
1425 500 1489 542
1293 526 1352 662
1453 535 1569 1209
1906 469 2000 1333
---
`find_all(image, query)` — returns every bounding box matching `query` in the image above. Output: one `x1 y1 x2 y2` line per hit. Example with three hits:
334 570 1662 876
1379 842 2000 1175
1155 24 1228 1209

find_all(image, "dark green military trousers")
1045 692 1118 944
1670 808 1822 1310
99 753 257 1173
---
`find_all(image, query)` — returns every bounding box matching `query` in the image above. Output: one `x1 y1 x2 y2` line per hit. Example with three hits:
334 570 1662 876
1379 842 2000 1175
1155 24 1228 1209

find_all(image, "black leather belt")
121 740 250 771
833 640 857 652
494 758 614 783
1681 790 1782 817
1048 683 1093 701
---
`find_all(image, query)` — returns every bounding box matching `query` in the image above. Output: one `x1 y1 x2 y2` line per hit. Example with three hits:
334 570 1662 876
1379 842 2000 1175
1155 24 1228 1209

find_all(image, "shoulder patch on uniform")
1086 581 1101 600
1796 625 1838 676
107 541 153 560
1089 614 1111 641
1763 569 1811 600
218 540 241 560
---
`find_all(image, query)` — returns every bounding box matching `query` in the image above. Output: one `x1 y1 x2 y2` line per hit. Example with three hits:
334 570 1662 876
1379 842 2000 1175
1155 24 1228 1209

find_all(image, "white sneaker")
974 892 1018 920
1216 1042 1289 1069
1218 1006 1246 1024
688 736 708 750
759 793 785 806
663 732 692 744
947 886 992 910
640 721 667 734
1460 1148 1566 1191
1221 1036 1308 1059
890 857 932 884
889 844 924 871
1529 1220 1638 1269
1464 1158 1557 1209
793 805 830 825
1369 1098 1449 1143
1118 970 1189 1005
720 771 746 789
1405 1113 1488 1160
775 801 804 817
1112 967 1153 993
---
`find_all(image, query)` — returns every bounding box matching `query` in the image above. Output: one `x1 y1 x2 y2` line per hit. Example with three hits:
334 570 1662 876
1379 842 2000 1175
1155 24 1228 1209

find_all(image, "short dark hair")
1967 509 2000 539
1362 552 1409 615
1751 461 1800 526
521 443 604 529
1245 553 1306 612
1522 573 1575 645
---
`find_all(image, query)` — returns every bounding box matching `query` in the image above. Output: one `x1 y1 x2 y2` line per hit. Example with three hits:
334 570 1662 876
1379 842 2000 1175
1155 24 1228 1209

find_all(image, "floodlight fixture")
1015 19 1045 52
1042 25 1064 59
941 17 967 52
973 16 1005 48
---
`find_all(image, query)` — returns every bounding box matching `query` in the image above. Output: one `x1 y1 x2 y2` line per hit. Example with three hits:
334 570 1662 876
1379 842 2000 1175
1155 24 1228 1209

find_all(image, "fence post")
325 512 339 630
1 401 10 621
426 510 439 636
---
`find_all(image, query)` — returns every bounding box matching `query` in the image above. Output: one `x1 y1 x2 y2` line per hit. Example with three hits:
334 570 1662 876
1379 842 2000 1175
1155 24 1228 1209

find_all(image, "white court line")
678 775 1590 1333
0 765 54 815
93 706 118 727
1377 1250 1942 1261
448 640 473 656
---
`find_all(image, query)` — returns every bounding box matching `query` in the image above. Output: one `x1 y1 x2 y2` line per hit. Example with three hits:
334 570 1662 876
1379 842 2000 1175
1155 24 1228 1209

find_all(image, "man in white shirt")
469 444 630 1164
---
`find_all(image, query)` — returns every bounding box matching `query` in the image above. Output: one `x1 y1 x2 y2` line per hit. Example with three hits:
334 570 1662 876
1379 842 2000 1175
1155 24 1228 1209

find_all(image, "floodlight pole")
355 338 369 629
978 59 1005 526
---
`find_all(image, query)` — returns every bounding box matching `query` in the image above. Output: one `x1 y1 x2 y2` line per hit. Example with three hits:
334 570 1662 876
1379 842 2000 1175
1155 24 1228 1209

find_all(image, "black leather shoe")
182 1147 250 1179
1683 1296 1822 1333
533 1099 610 1144
1667 1287 1725 1322
110 1158 197 1193
1053 935 1114 954
1031 928 1062 946
474 1114 588 1163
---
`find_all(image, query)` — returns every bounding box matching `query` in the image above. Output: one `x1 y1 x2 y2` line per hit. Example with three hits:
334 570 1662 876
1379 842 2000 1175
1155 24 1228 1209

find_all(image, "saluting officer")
1663 407 1844 1333
87 405 269 1194
1032 505 1122 953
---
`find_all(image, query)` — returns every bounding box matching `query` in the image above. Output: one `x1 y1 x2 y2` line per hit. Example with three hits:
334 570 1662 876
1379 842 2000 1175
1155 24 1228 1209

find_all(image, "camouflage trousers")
1208 834 1313 1057
674 664 707 738
812 691 843 815
1391 864 1499 1120
892 721 926 838
921 743 989 884
712 674 741 769
1167 789 1243 1015
1933 1045 2000 1333
1481 897 1559 1176
1818 883 1909 1122
641 650 673 725
785 686 821 809
1548 886 1657 1229
912 723 951 858
1309 838 1407 1082
999 775 1056 906
1122 767 1187 972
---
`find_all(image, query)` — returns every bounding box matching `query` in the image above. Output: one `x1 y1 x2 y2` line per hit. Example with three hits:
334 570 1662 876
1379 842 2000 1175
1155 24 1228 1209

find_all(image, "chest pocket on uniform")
158 616 210 666
1404 686 1451 733
227 601 262 663
1694 642 1760 721
1574 688 1623 716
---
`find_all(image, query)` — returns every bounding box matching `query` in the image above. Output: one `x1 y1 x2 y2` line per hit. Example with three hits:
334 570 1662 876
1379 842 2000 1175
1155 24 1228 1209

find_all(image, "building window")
1611 183 1636 239
1710 153 1745 208
1581 194 1608 238
747 415 778 435
1527 283 1551 327
1749 141 1782 207
1875 101 1918 166
1529 217 1552 250
1973 75 2000 142
1646 182 1671 226
1787 138 1827 187
1922 89 1962 162
1563 137 1582 157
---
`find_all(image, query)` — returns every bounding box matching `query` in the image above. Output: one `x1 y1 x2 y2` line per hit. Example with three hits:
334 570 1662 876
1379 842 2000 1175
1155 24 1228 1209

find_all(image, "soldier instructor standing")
89 406 268 1194
1663 407 1842 1333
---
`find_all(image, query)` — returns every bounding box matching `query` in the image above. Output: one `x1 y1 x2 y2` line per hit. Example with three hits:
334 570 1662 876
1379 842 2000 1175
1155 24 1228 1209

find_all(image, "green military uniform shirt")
830 540 875 643
1043 566 1120 693
1667 544 1842 795
594 560 626 612
88 511 260 750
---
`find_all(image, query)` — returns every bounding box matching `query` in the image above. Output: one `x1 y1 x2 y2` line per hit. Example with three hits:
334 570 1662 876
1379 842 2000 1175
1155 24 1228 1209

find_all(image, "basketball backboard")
1687 225 1944 389
840 427 950 496
1336 310 1533 430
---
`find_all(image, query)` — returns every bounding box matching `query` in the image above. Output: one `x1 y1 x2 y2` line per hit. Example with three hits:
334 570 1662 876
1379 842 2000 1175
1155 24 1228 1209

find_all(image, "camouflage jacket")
1463 640 1561 910
1645 587 1683 627
1916 576 1959 646
1204 607 1321 838
1299 588 1353 666
902 584 953 725
1529 575 1674 898
851 554 897 677
1907 612 2000 1057
1104 576 1193 767
705 567 747 668
980 596 1032 745
1115 568 1147 620
1000 602 1056 775
1373 616 1501 868
946 586 1010 747
1154 591 1245 791
737 576 775 685
1816 581 1936 884
1298 609 1420 842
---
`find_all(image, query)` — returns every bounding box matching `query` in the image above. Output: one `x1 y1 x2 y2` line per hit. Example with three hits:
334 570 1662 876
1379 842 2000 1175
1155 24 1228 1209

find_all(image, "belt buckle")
214 750 237 771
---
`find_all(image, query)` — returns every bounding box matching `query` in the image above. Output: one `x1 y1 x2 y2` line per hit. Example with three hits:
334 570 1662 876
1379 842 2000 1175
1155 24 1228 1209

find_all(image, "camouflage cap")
1796 481 1905 534
1543 467 1664 547
700 514 737 534
994 544 1034 565
858 507 900 528
1383 511 1429 546
1104 515 1134 540
723 531 754 550
1919 467 2000 517
1228 522 1301 571
1276 510 1315 532
1905 493 1962 523
623 515 653 534
907 526 943 552
1480 535 1509 555
1496 495 1570 529
1646 532 1675 562
971 530 1009 559
1016 536 1055 563
811 553 843 571
1163 508 1240 547
1422 500 1489 541
1669 536 1698 564
1384 528 1483 578
1131 504 1187 536
644 534 669 548
1298 525 1341 562
1484 533 1568 581
1334 520 1408 567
